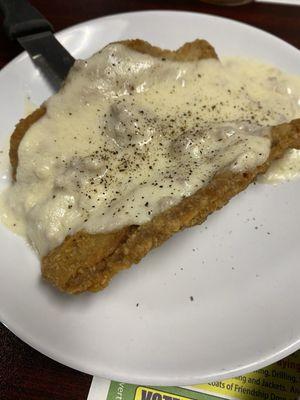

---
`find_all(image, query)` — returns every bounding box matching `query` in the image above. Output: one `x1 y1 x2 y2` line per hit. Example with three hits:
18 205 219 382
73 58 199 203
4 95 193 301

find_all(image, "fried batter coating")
9 40 300 293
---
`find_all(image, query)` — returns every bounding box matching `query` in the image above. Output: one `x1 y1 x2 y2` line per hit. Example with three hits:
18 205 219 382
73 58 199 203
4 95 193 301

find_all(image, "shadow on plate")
38 276 98 308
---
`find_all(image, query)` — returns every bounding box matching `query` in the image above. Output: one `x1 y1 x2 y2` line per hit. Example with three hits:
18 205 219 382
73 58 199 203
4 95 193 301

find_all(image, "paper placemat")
87 351 300 400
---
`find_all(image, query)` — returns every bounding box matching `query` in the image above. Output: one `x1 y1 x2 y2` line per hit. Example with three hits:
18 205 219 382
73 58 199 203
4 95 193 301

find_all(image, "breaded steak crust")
9 39 300 293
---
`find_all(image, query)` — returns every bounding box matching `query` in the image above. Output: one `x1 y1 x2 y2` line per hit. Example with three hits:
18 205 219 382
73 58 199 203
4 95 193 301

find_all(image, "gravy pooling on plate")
1 44 300 256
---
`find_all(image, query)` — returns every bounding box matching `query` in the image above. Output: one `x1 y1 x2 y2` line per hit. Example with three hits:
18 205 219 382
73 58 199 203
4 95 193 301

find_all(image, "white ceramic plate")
0 11 300 385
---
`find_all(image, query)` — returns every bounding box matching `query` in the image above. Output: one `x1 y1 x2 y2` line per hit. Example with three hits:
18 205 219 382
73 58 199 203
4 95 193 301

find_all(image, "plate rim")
1 10 300 75
2 313 300 385
0 9 300 385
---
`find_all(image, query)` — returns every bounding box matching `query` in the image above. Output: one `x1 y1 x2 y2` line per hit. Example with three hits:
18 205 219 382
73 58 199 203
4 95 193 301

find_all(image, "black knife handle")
0 0 53 39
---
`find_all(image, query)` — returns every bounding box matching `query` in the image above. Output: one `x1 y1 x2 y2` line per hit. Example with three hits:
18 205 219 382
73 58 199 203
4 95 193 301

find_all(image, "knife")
0 0 75 91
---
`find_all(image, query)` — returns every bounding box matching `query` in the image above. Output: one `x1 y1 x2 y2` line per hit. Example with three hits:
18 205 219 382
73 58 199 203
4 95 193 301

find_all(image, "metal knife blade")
0 0 75 91
18 31 75 91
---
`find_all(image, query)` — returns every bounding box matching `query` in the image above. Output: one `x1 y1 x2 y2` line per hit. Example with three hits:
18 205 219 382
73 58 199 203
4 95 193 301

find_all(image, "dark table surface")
1 1 300 399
